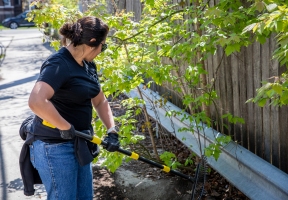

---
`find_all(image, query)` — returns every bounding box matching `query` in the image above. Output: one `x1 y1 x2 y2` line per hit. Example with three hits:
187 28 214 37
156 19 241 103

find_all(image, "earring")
90 47 94 50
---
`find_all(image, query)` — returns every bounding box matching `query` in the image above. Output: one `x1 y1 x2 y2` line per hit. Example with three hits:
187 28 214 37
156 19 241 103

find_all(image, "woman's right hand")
59 124 76 139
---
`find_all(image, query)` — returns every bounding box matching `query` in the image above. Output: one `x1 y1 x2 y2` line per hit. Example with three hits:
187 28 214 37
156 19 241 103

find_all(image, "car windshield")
16 12 27 18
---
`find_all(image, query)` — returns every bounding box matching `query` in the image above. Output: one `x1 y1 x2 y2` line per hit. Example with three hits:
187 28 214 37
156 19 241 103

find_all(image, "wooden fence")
112 0 288 174
208 37 288 173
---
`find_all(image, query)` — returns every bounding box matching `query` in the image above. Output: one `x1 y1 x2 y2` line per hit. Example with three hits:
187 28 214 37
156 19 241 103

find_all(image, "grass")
0 25 9 30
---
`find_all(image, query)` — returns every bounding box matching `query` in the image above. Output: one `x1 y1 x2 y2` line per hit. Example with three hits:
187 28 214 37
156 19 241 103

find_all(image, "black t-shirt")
37 47 100 131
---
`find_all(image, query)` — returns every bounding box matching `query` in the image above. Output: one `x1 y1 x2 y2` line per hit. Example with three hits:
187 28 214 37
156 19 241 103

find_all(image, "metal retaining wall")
128 85 288 200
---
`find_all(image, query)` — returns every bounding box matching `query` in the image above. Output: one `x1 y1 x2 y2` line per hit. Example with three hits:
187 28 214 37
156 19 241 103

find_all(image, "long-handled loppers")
75 130 206 199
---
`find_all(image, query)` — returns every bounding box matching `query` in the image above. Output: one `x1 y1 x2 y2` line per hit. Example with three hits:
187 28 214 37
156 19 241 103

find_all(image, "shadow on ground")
0 74 38 90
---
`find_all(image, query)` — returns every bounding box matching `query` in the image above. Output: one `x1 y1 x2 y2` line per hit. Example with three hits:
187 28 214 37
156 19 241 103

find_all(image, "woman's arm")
91 90 115 130
92 90 119 152
28 81 71 130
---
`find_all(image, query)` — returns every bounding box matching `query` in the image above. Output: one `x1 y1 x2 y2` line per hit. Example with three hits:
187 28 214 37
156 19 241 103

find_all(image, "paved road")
0 28 53 200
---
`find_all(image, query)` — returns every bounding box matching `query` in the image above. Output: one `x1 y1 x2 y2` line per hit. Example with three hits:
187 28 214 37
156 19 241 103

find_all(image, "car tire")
10 22 18 29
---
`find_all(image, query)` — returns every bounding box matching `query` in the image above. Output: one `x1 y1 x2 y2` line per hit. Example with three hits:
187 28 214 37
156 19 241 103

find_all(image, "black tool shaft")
75 130 194 182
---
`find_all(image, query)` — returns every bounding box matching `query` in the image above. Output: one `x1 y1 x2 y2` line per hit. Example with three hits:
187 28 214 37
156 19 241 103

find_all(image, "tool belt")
20 114 99 166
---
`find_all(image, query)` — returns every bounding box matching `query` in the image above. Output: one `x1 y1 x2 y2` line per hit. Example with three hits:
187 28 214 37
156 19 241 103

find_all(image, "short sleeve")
37 56 70 92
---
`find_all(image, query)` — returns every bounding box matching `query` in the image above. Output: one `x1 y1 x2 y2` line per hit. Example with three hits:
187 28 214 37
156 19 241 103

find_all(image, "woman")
27 16 119 200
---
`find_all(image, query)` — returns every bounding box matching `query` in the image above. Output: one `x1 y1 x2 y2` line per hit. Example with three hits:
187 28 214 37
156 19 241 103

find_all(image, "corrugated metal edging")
128 85 288 200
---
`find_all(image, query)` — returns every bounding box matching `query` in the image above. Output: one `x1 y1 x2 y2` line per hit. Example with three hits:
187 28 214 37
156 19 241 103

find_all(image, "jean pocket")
29 144 35 167
44 141 75 167
44 141 74 156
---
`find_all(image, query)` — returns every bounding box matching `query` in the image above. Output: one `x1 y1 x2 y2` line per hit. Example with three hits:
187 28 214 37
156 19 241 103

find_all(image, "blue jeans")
30 140 93 200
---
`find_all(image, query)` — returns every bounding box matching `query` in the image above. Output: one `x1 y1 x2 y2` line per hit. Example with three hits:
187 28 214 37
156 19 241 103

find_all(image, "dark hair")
59 16 109 47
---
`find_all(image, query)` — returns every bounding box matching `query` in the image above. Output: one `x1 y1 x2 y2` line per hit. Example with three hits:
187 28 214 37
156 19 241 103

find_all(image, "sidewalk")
0 29 53 200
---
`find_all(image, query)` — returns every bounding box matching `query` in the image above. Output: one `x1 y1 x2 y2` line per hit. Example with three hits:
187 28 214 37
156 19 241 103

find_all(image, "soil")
92 94 250 200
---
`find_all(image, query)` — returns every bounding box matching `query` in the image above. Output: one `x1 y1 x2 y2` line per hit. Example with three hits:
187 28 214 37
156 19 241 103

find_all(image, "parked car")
2 11 35 29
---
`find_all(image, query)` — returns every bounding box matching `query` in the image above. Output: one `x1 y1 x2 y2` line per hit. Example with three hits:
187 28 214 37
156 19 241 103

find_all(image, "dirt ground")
92 159 249 200
92 160 193 200
91 94 249 200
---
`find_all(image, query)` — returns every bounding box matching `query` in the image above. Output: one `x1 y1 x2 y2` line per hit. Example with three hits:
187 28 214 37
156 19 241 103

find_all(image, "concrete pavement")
0 28 52 200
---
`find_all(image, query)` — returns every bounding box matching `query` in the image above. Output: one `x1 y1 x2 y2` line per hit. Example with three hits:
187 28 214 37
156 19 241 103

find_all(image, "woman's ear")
89 38 96 50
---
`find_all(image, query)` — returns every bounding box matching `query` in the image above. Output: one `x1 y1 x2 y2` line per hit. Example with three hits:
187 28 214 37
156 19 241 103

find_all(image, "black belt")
34 116 73 143
41 138 73 143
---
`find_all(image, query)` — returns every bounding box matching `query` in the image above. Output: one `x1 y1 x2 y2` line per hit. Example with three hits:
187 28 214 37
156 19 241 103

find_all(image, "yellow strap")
42 120 56 128
91 136 102 145
162 165 170 173
130 152 139 160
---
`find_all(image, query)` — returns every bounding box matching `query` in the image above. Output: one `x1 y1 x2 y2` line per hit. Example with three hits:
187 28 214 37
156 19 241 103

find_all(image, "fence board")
231 53 241 143
219 49 227 135
214 48 224 132
126 0 141 21
246 41 255 151
117 0 126 10
262 40 271 162
269 36 280 167
206 55 217 127
271 106 279 167
278 64 287 172
279 106 288 173
252 41 264 157
239 48 248 147
132 0 141 22
126 0 134 18
224 49 233 136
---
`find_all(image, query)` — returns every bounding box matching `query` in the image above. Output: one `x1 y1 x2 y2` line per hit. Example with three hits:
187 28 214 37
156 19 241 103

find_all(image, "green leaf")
257 35 267 44
255 1 265 12
184 158 193 166
272 83 282 95
205 7 222 18
266 89 275 98
258 98 267 107
50 40 60 51
230 34 241 43
266 3 278 12
257 22 266 35
205 149 212 157
225 43 241 56
130 65 138 72
275 21 283 32
242 23 257 34
280 91 288 101
146 0 154 6
217 37 227 47
225 45 234 56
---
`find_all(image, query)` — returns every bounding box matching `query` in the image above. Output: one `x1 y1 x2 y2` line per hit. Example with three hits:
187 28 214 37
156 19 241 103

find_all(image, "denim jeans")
30 140 93 200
